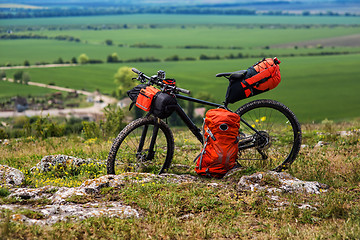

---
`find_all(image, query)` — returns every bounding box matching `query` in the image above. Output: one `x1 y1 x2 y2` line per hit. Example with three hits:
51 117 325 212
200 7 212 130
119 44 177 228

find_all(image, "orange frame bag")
135 86 160 112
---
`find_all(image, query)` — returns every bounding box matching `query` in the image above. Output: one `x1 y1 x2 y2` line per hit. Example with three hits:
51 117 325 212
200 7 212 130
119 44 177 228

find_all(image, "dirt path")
0 63 78 70
1 72 120 118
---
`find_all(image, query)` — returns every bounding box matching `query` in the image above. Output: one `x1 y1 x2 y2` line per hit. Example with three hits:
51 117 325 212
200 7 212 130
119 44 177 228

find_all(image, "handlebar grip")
177 87 191 95
132 68 141 74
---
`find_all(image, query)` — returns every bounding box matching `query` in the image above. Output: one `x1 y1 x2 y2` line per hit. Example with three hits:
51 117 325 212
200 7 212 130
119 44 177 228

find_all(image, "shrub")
32 116 65 139
0 188 10 197
101 104 125 137
82 121 101 139
165 55 180 61
0 128 8 139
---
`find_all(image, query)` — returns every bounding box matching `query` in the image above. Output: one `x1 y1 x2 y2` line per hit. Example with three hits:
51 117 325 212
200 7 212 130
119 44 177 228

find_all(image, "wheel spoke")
236 100 301 171
107 116 174 175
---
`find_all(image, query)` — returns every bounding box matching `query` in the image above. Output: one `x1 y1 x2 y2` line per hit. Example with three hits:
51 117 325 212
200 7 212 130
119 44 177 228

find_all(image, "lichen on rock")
0 164 25 186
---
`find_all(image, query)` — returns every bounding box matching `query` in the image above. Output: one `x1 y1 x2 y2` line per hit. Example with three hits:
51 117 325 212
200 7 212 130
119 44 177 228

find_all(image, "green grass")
0 80 56 98
0 121 359 239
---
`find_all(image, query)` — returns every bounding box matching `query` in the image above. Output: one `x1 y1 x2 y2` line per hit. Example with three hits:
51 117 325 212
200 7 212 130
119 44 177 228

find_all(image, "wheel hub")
254 131 271 150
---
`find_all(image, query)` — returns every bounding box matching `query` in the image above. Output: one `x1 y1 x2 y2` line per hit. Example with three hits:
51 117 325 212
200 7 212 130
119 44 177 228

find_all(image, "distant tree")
107 55 113 63
22 72 31 85
54 57 64 64
13 70 23 83
112 53 119 62
0 70 6 80
71 57 77 64
199 54 209 60
78 53 89 64
24 60 30 66
114 66 137 98
165 55 180 61
107 52 119 63
105 39 113 46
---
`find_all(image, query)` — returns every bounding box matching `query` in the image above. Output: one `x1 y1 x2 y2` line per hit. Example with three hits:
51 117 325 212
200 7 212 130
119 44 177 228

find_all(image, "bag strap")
194 135 209 170
128 102 135 111
194 122 215 170
241 80 254 96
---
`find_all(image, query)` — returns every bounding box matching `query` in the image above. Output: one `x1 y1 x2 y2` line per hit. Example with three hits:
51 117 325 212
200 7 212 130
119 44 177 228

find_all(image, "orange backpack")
225 57 281 104
195 108 240 178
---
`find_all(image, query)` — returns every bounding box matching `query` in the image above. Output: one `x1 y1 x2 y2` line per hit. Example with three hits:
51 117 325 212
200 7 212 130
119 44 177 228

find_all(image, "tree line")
2 48 357 68
0 33 81 42
1 6 358 19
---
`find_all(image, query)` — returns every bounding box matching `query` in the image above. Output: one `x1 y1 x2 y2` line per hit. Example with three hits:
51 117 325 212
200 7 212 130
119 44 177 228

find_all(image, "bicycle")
107 66 302 175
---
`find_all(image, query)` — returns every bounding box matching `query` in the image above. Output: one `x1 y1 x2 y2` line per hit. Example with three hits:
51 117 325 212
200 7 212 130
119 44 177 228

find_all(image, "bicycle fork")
137 117 160 161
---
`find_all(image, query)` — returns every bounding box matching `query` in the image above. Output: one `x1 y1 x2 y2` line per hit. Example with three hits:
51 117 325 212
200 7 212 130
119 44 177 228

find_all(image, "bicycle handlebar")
132 68 191 95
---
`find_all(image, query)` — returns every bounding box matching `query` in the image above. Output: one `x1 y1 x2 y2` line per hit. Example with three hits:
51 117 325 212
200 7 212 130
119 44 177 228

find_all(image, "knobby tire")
107 116 175 175
236 99 302 171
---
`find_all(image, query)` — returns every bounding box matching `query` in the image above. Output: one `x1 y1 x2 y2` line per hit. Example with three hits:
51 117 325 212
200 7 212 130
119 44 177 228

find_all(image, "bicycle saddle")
215 70 247 79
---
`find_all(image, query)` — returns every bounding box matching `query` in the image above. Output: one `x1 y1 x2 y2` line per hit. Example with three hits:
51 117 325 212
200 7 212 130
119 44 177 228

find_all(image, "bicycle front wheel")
235 99 301 172
107 116 175 175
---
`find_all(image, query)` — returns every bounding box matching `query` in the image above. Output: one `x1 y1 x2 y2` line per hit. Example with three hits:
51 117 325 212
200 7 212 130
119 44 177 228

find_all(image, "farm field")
1 14 360 122
1 25 360 66
2 53 360 122
0 80 56 98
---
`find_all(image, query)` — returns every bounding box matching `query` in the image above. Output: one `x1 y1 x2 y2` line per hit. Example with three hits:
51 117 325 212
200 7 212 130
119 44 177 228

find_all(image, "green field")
1 14 360 26
1 25 360 66
0 80 56 98
1 14 360 122
2 54 360 122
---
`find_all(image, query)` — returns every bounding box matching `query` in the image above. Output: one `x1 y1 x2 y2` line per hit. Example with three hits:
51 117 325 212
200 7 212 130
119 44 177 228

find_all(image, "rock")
49 186 87 204
315 141 329 147
9 185 58 200
238 171 329 194
338 129 360 137
5 201 139 225
79 173 198 195
1 172 201 225
0 164 25 186
30 154 98 172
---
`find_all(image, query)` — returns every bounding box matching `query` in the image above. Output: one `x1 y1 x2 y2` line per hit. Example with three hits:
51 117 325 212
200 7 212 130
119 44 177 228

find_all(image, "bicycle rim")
107 116 174 175
236 99 301 172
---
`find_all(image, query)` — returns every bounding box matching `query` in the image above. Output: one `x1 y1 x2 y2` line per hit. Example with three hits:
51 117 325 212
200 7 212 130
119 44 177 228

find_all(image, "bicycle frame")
173 94 267 148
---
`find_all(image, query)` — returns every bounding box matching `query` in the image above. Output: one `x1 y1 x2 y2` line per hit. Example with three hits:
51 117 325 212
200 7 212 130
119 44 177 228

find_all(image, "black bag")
151 92 177 119
127 84 147 102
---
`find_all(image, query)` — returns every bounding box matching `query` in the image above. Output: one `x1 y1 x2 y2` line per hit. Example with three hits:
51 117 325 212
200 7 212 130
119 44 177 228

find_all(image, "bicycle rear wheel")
107 116 174 175
235 99 301 172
